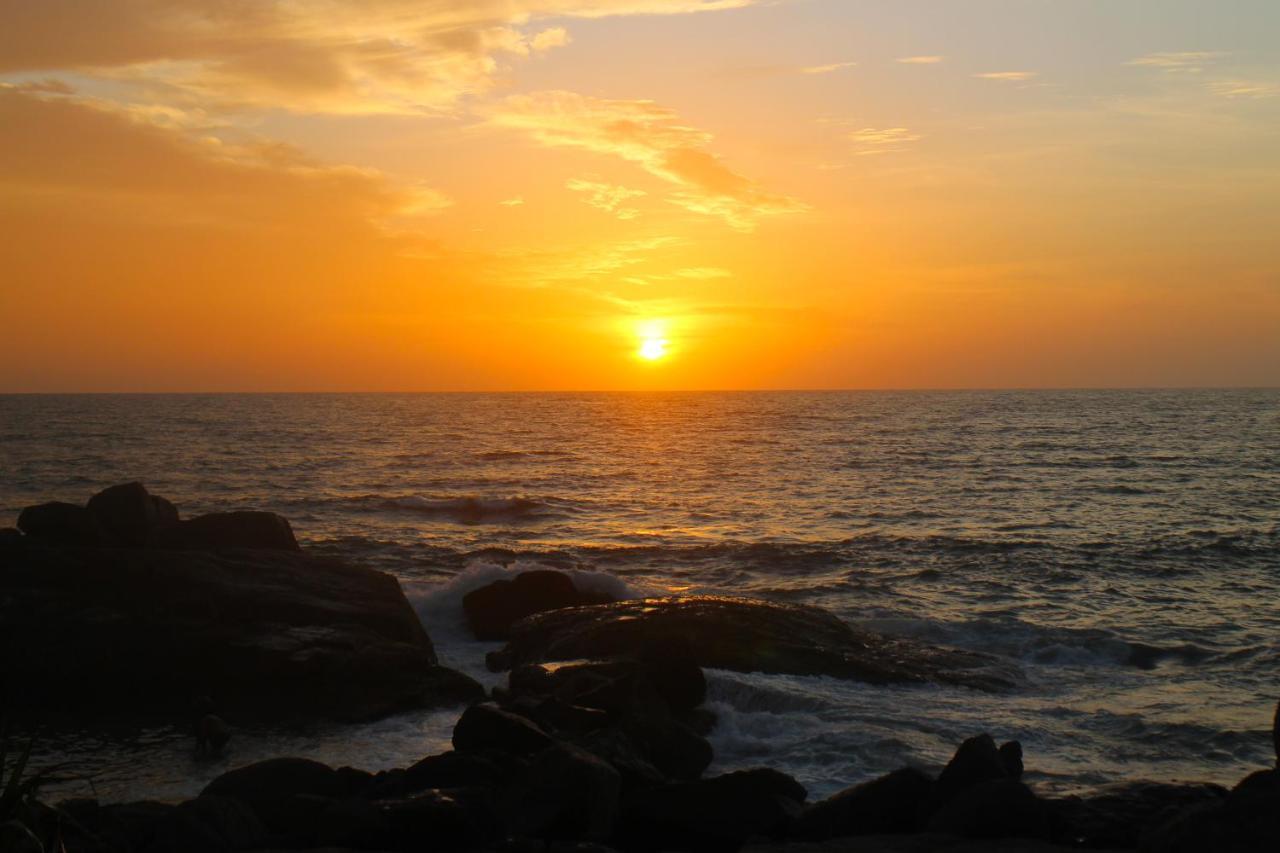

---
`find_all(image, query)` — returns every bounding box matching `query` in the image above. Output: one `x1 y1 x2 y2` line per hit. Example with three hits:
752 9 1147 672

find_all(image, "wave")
361 494 578 523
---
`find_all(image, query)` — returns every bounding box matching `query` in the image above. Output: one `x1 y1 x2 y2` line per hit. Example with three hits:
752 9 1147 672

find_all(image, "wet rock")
574 728 669 793
504 742 622 841
0 545 480 722
203 758 353 832
87 482 179 547
464 569 614 640
999 742 1024 781
453 702 553 756
494 596 1014 691
797 768 934 840
926 779 1047 840
620 712 713 781
376 788 502 853
16 501 102 546
150 510 300 552
1046 781 1226 849
933 734 1009 808
617 768 807 852
367 751 510 799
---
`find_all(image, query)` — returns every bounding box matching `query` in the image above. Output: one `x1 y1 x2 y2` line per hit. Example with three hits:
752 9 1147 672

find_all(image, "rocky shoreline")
2 484 1277 852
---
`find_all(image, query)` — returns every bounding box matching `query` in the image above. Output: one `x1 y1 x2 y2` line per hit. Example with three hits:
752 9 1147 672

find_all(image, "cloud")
499 196 526 206
1126 52 1226 73
567 177 646 219
801 61 857 75
675 267 732 279
0 1 764 116
490 90 808 230
897 56 944 65
850 127 921 155
974 71 1038 82
1208 79 1279 99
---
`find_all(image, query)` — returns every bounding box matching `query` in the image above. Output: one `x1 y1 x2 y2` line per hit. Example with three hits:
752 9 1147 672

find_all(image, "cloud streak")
490 90 807 230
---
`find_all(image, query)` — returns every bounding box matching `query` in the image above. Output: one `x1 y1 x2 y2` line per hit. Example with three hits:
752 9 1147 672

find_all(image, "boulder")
453 702 553 756
797 768 934 840
491 596 1015 692
1273 698 1279 766
617 768 807 853
0 527 24 549
375 788 502 853
926 779 1047 840
999 742 1024 781
1046 781 1226 850
933 735 1010 808
87 482 179 547
151 511 300 552
366 751 510 800
0 546 481 722
504 742 622 841
16 501 102 546
463 569 614 640
1140 770 1279 853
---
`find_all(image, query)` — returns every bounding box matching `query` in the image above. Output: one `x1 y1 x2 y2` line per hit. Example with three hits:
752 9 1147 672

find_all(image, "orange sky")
1 0 1278 391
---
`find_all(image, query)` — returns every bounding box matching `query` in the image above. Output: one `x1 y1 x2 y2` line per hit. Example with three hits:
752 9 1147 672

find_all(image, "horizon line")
2 385 1277 396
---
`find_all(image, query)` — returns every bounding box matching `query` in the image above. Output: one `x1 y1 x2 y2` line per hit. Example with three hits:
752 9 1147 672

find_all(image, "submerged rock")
463 569 615 640
491 595 1015 691
0 545 481 723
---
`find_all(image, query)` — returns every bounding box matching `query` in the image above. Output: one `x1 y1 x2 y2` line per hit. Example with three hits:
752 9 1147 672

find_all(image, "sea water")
2 390 1277 802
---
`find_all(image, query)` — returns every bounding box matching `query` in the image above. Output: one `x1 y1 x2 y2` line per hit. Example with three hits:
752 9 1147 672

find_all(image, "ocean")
2 390 1278 803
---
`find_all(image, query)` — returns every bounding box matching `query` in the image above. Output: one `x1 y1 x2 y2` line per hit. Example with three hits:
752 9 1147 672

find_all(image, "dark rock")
926 779 1047 840
0 527 24 549
641 634 707 713
87 482 180 547
1047 781 1225 849
376 788 501 853
530 697 613 735
1273 698 1279 766
173 794 266 851
495 596 1014 691
453 702 553 756
367 750 510 799
620 712 713 781
0 546 480 722
196 714 231 758
617 768 807 852
150 511 300 552
464 569 615 641
315 797 392 849
203 758 352 833
574 728 669 792
797 768 934 840
1139 770 1279 853
504 742 622 841
933 734 1009 807
999 742 1024 781
16 501 103 546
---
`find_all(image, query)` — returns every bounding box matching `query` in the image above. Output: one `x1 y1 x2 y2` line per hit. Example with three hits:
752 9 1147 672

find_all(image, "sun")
638 337 669 361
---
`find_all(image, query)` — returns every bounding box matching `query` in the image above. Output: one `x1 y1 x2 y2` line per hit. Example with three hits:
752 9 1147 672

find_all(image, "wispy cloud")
974 71 1038 82
897 56 944 65
1126 51 1226 73
1208 79 1279 99
490 90 808 230
499 196 526 206
567 177 646 219
801 61 858 75
850 127 921 155
675 267 732 279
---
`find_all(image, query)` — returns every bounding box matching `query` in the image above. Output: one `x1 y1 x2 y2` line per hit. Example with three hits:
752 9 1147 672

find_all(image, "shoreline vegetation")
2 484 1277 853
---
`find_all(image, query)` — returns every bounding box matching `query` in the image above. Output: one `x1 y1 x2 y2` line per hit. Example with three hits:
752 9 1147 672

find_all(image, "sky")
1 0 1278 391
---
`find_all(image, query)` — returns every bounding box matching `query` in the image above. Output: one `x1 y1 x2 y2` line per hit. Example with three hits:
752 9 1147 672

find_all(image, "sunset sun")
638 337 669 361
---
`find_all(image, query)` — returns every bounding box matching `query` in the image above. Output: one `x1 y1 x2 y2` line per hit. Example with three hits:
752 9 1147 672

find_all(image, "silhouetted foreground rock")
463 569 617 641
1 483 481 723
489 595 1016 691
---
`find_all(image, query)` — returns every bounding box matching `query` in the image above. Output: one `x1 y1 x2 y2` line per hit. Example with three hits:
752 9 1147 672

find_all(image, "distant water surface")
2 390 1277 802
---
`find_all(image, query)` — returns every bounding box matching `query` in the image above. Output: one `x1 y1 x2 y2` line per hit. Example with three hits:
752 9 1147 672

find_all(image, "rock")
16 501 103 546
1140 770 1279 853
617 768 807 852
933 735 1010 808
0 527 24 549
196 714 232 758
1273 698 1279 766
0 546 481 723
926 779 1047 840
575 728 669 792
151 511 300 551
620 712 713 781
493 596 1014 691
504 742 622 841
203 758 352 833
998 742 1024 781
315 796 391 849
376 788 502 852
463 569 614 641
1047 781 1226 850
641 634 707 713
173 794 266 851
453 702 553 756
367 751 511 799
87 482 180 547
797 768 934 840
